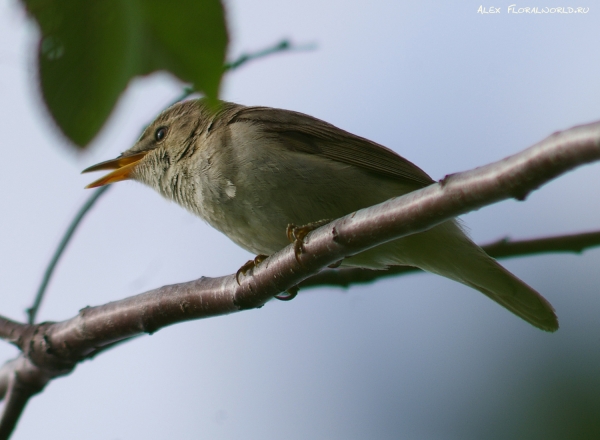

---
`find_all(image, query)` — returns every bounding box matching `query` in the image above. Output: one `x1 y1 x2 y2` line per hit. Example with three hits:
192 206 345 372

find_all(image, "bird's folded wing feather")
226 106 435 188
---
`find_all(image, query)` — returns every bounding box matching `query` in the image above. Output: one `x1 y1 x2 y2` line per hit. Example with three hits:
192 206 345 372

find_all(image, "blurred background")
2 0 600 438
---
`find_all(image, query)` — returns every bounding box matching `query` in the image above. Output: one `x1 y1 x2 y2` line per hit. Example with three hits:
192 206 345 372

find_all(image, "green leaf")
24 0 228 148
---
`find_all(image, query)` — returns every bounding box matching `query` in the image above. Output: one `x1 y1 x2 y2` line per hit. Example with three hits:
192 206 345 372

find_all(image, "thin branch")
0 372 35 440
300 230 600 288
0 373 26 440
482 230 600 258
0 357 56 440
0 318 29 346
225 39 316 71
27 186 110 324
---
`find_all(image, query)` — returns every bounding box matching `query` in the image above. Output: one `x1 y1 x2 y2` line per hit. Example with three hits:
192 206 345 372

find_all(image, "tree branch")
1 119 599 437
0 357 50 440
482 230 600 257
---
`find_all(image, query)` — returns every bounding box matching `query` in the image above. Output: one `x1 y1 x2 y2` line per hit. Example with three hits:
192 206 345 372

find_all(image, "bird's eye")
155 127 168 142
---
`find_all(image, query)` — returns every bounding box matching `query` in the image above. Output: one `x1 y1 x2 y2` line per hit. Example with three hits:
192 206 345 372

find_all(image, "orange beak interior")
82 151 148 189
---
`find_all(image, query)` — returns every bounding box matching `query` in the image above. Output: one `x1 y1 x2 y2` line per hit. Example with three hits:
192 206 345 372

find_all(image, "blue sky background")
1 1 600 438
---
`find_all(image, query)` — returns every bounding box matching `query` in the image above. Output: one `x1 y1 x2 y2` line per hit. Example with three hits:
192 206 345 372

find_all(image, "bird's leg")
269 219 331 302
236 254 268 285
286 219 332 265
237 219 332 298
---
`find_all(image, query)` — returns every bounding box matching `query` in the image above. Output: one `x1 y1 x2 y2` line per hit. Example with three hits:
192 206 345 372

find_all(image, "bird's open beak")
82 151 148 189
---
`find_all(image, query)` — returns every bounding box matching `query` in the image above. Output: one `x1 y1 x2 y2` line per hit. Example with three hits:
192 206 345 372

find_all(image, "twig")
225 39 316 71
0 317 29 346
27 186 110 324
482 230 600 258
0 371 36 440
0 357 56 440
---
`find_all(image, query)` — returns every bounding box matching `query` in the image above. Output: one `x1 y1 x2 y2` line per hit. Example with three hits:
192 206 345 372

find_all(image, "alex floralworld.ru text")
477 5 589 14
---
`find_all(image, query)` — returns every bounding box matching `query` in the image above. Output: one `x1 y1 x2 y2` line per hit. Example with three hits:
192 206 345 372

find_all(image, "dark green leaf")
24 0 228 148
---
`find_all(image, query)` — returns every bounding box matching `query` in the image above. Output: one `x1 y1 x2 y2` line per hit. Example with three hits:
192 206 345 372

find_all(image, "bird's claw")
235 254 299 301
235 254 268 285
286 219 331 265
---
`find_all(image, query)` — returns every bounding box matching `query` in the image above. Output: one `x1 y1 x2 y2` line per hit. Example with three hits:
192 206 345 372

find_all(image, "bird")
82 99 558 332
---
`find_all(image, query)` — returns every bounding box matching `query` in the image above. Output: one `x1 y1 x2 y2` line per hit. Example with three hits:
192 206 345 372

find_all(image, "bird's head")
82 99 216 190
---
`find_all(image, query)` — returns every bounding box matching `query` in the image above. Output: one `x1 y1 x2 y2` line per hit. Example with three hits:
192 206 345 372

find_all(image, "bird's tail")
343 221 559 332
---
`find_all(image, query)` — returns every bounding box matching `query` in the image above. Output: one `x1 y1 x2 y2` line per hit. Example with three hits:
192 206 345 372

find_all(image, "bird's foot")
235 255 299 301
236 254 268 285
286 219 332 265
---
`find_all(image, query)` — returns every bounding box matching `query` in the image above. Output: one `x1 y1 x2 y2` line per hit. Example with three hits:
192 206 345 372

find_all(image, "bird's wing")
227 106 435 188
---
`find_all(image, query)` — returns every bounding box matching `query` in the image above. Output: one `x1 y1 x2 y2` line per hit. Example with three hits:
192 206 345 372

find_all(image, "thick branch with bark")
1 120 600 438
